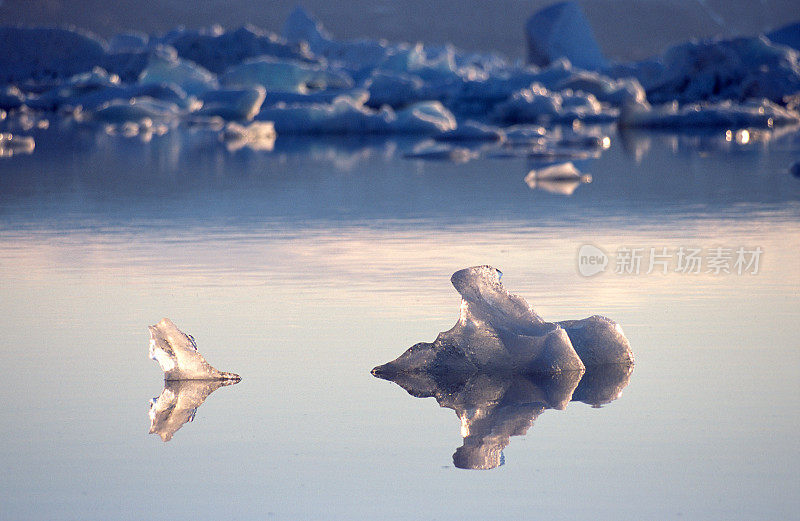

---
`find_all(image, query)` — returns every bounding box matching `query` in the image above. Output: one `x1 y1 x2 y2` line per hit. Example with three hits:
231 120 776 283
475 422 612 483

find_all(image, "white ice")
372 266 634 376
148 318 240 381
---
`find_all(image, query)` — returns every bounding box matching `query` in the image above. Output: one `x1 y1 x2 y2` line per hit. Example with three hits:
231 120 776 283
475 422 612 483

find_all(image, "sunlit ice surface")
0 126 799 520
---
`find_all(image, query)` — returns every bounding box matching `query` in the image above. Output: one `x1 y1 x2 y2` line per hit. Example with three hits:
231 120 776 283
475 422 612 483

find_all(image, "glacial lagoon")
0 123 798 519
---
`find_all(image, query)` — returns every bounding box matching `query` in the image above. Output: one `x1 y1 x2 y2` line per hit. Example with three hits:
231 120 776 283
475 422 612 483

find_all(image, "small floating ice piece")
524 162 592 195
148 318 240 381
148 378 239 441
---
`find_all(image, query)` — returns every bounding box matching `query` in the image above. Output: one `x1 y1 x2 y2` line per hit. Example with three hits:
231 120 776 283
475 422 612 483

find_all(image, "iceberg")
196 86 266 120
148 318 240 381
525 2 607 71
282 6 393 69
619 97 800 129
255 97 455 135
491 83 616 124
138 49 219 96
220 56 353 93
372 266 634 377
149 378 239 441
166 25 314 74
0 27 107 85
645 36 800 105
433 121 505 142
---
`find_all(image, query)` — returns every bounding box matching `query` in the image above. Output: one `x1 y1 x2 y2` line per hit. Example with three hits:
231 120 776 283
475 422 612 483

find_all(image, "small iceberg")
149 378 239 441
148 318 240 381
524 162 592 195
372 266 634 378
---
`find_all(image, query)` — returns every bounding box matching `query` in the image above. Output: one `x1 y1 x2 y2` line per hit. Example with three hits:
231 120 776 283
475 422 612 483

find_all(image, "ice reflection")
148 379 240 442
373 364 632 469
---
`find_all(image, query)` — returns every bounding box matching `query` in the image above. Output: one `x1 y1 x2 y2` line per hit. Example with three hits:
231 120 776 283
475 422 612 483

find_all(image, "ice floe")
1 4 799 152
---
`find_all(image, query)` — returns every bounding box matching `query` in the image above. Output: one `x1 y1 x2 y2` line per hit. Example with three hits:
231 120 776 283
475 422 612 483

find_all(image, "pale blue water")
1 125 799 519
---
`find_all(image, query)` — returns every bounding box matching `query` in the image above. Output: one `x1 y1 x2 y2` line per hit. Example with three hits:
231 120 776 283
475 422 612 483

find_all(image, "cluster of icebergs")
1 3 799 155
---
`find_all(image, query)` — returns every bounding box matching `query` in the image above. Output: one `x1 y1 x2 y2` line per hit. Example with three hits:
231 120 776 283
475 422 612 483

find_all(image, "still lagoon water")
1 125 799 519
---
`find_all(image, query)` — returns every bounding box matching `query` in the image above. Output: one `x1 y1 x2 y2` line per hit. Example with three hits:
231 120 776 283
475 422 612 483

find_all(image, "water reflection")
148 379 239 441
374 365 632 469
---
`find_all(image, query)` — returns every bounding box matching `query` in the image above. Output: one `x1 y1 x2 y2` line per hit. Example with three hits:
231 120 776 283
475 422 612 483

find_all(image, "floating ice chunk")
0 27 107 84
373 267 583 376
282 6 392 69
148 318 240 381
0 133 35 158
558 316 634 366
434 121 505 142
503 125 547 146
87 97 182 123
364 72 427 108
221 56 353 93
491 83 616 124
255 97 455 135
373 266 634 376
282 6 332 54
525 2 607 71
138 49 218 96
619 97 800 128
557 73 646 106
219 121 276 152
196 87 266 120
647 36 800 104
28 69 197 112
524 162 592 196
261 88 369 109
149 378 239 441
395 101 457 133
167 25 315 74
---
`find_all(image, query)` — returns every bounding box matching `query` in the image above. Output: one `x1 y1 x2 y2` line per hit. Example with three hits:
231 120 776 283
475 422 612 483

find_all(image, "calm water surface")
1 126 799 520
